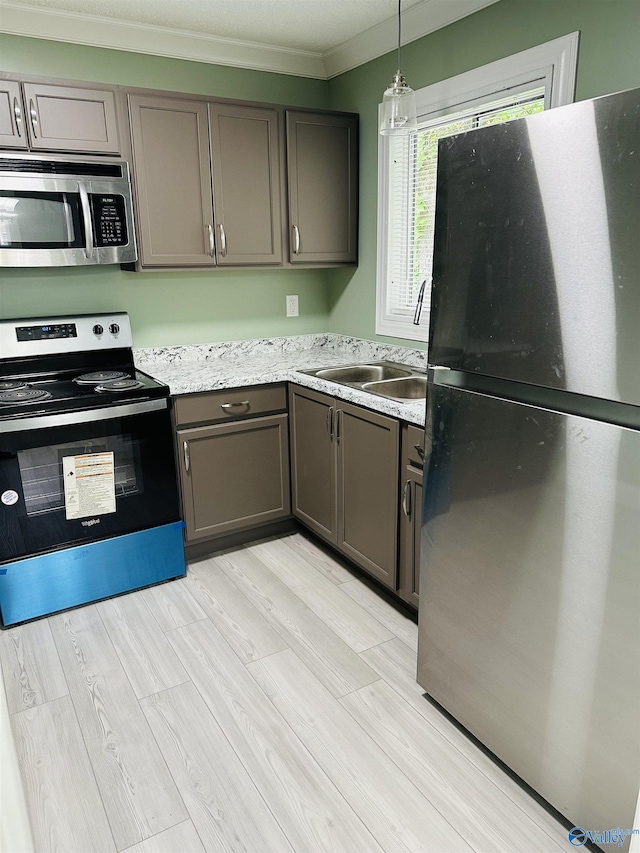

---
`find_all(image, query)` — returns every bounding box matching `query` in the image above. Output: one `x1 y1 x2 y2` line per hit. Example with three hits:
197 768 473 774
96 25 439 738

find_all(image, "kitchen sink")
299 361 427 402
314 364 411 383
362 376 428 400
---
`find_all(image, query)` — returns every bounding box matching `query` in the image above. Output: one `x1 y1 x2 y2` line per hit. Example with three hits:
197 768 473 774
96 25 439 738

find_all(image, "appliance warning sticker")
63 452 116 520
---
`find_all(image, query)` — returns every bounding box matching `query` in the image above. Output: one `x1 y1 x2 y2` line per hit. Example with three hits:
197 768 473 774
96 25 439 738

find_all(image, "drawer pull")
183 440 190 473
220 401 250 411
414 444 425 461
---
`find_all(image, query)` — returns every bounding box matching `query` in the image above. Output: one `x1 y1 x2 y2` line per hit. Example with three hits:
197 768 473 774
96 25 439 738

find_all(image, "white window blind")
375 33 579 343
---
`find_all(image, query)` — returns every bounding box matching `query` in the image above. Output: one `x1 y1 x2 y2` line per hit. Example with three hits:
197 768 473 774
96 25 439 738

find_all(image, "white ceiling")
0 0 501 78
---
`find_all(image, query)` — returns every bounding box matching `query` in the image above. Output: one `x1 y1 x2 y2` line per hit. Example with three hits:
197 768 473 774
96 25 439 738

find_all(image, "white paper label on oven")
1 489 19 506
63 451 116 520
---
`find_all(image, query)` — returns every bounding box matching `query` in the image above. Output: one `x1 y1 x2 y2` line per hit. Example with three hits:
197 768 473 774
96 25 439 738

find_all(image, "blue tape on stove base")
0 521 186 627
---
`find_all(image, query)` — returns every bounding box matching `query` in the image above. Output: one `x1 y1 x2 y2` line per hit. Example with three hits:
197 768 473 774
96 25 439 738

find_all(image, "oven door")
0 399 181 564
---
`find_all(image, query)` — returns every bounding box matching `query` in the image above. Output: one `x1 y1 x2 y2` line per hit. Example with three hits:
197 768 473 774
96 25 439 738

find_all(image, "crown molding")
325 0 502 78
0 2 327 78
0 0 502 80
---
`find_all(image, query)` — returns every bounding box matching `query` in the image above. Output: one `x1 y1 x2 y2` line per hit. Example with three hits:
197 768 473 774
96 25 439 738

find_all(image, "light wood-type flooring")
1 531 571 853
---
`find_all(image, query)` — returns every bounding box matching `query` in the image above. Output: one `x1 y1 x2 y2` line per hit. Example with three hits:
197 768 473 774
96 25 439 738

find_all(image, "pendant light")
379 0 418 135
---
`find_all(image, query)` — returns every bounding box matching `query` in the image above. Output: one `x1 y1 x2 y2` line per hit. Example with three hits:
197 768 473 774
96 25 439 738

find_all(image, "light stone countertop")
134 333 428 427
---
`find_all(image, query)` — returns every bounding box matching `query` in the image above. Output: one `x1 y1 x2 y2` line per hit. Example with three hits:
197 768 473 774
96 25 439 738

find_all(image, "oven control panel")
16 322 78 342
0 313 133 358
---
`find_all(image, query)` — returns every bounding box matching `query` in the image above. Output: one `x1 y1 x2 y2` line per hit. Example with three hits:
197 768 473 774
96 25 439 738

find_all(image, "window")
376 32 579 342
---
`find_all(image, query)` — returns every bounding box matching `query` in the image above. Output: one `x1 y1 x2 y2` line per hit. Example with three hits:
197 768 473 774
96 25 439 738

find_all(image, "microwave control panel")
91 195 128 247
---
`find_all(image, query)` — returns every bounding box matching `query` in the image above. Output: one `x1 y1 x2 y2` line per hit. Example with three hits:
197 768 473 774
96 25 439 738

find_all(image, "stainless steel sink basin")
299 361 427 403
314 364 411 383
362 376 428 400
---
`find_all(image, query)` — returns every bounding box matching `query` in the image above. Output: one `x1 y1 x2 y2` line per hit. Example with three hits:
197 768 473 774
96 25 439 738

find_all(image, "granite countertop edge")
134 333 427 427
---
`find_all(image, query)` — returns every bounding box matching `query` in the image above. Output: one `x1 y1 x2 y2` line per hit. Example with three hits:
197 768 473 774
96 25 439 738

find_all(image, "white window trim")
375 32 580 342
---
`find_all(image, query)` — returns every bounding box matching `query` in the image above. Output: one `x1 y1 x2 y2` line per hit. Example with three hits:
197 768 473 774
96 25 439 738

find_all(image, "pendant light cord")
397 0 402 73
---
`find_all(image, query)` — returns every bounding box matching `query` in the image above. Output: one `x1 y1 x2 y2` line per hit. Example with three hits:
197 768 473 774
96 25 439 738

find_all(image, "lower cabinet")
175 386 290 542
289 384 399 589
398 424 425 607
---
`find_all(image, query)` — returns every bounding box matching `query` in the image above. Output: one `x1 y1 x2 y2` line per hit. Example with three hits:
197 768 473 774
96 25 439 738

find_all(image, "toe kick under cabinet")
175 385 290 542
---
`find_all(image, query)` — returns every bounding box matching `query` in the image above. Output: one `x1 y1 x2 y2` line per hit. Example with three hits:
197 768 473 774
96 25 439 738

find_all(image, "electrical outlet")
286 295 299 317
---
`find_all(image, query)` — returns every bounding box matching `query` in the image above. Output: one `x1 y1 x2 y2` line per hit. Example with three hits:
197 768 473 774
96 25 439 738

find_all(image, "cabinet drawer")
175 384 286 426
404 424 426 469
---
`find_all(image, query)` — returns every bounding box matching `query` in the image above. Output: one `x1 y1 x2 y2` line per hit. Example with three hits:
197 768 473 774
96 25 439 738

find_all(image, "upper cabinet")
127 88 358 270
0 77 120 154
128 95 215 267
128 95 283 268
209 103 282 266
285 111 358 265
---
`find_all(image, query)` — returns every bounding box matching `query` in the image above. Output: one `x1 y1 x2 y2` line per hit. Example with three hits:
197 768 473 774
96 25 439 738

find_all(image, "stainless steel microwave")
0 154 137 266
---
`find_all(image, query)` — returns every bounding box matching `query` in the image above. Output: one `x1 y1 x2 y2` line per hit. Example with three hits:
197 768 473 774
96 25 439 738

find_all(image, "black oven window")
17 433 143 517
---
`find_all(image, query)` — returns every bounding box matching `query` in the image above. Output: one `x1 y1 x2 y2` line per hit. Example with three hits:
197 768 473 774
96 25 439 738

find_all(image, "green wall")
0 34 330 346
326 0 640 348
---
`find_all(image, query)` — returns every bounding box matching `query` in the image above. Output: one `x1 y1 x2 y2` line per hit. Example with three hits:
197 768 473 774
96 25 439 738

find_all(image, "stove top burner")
0 387 53 405
96 378 144 392
0 380 29 391
75 370 130 385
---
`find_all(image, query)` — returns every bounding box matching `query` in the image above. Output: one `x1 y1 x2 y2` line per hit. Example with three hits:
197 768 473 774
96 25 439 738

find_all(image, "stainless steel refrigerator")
417 87 640 841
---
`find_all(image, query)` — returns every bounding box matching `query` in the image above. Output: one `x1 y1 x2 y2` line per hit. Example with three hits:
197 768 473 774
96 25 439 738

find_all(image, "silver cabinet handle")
335 408 341 443
29 98 39 138
13 97 23 137
402 481 412 518
292 224 300 254
326 406 334 441
78 181 94 260
414 444 425 461
218 223 227 257
220 401 250 411
183 440 190 473
207 224 215 257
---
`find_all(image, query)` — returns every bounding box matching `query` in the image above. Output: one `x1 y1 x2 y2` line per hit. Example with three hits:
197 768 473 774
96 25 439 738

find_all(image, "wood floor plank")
120 820 205 853
247 537 395 652
281 532 356 585
50 605 189 850
248 647 472 853
141 682 294 853
213 548 379 697
341 578 419 651
98 592 190 699
140 578 207 632
167 618 385 853
360 638 571 847
341 678 567 853
11 695 116 853
186 558 288 663
0 619 68 714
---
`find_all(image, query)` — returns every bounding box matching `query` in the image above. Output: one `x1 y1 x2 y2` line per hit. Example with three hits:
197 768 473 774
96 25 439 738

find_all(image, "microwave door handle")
78 182 95 260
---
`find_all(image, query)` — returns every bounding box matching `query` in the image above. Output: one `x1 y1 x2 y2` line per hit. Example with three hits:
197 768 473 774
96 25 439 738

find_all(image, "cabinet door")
0 81 28 149
286 111 358 264
178 414 290 541
336 402 399 587
399 470 422 607
21 83 119 153
209 103 282 265
288 385 337 544
128 94 214 267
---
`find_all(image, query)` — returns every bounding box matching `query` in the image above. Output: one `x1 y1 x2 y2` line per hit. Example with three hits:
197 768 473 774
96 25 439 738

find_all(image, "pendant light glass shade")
379 0 418 135
380 71 418 134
